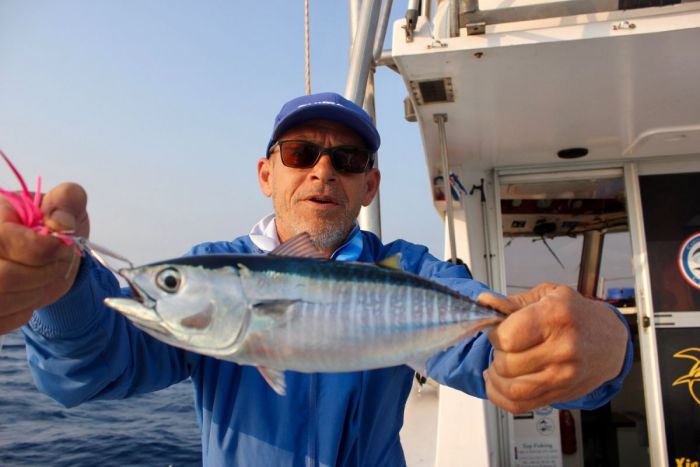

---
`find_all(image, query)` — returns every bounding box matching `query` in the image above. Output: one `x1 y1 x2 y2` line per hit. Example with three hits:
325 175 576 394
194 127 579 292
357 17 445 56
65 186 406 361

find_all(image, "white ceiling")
391 4 700 176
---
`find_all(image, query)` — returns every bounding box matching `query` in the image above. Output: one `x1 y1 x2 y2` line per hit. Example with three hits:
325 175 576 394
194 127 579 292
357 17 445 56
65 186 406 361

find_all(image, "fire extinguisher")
559 409 577 455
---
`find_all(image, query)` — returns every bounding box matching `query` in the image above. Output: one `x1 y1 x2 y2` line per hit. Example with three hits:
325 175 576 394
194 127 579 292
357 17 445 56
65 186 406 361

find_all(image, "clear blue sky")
0 1 443 265
0 1 633 291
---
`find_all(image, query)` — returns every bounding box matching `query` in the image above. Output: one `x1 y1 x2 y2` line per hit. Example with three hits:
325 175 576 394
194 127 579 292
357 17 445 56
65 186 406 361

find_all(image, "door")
497 167 650 467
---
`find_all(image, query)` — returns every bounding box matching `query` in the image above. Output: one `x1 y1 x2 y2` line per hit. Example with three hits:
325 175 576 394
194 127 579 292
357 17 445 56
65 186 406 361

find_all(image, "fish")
104 233 505 395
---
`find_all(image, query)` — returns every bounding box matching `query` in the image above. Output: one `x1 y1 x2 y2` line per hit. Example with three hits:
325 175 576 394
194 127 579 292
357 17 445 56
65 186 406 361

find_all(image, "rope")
305 0 311 95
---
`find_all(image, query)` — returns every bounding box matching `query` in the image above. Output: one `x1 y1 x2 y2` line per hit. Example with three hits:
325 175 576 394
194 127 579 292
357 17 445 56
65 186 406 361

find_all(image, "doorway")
497 169 650 467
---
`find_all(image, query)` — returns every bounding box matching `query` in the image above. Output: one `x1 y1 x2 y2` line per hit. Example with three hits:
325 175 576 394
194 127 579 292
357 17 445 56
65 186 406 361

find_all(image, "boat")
343 0 700 465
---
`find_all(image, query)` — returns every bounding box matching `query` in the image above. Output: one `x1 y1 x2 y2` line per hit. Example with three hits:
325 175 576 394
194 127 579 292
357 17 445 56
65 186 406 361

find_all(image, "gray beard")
289 219 352 255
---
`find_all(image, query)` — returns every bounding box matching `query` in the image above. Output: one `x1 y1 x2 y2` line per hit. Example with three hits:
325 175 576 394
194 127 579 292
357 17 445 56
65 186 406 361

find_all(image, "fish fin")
237 263 252 279
405 357 429 375
258 367 286 396
376 253 402 270
269 232 326 259
251 299 300 316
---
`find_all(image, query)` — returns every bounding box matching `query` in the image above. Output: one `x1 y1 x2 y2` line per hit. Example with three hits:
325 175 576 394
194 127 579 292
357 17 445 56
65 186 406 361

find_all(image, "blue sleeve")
404 244 633 410
550 304 634 410
22 255 199 408
426 306 634 410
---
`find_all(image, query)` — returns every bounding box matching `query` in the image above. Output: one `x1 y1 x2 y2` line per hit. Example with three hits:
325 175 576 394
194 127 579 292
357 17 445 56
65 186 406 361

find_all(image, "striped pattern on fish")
104 233 504 395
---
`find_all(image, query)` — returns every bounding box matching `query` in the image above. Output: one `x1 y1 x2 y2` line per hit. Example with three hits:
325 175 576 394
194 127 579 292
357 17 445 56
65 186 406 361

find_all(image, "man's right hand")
0 183 89 334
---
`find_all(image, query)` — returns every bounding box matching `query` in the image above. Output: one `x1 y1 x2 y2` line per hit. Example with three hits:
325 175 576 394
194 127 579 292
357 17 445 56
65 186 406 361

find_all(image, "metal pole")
465 0 479 13
449 0 460 37
349 0 362 43
478 180 494 286
421 0 432 19
405 0 420 41
344 0 382 105
358 72 382 237
373 0 393 63
623 162 668 467
434 114 457 263
577 230 605 297
347 0 382 236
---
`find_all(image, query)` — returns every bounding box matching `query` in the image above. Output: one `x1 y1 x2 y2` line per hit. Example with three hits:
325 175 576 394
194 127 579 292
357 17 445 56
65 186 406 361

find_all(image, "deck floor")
400 379 439 467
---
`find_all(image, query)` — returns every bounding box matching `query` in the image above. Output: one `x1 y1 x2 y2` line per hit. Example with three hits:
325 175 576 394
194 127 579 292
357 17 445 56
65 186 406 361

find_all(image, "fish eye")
156 268 181 293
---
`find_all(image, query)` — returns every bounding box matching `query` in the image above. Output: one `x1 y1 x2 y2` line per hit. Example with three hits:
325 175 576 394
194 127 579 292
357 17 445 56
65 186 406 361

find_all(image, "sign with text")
640 172 700 466
510 407 563 467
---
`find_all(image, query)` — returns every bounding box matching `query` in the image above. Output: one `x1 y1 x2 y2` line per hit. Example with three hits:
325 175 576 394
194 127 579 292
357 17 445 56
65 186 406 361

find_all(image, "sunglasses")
269 140 374 174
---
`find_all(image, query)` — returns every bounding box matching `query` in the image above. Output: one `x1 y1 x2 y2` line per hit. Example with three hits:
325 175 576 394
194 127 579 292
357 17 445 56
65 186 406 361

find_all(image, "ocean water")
0 331 202 466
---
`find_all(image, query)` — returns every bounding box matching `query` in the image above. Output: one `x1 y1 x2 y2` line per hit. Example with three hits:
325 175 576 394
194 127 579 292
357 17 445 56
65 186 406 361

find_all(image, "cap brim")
268 105 380 154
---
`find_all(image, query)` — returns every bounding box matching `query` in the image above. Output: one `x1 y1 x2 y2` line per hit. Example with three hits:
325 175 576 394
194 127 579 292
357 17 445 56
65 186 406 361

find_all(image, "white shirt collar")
248 213 280 252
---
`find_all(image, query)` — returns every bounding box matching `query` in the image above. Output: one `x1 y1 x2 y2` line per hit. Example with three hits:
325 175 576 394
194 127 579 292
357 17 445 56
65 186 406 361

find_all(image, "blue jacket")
23 229 633 466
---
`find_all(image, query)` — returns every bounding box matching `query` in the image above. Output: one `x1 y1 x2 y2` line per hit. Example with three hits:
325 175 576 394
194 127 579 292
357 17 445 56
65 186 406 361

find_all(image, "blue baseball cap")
266 92 381 155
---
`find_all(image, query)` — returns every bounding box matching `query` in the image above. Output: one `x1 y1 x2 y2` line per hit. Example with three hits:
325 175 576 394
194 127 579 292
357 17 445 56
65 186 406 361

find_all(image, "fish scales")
240 267 361 370
104 249 504 394
234 269 482 372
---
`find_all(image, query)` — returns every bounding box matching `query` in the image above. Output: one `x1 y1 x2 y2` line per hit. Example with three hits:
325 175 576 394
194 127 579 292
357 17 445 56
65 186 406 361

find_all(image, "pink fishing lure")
0 149 76 247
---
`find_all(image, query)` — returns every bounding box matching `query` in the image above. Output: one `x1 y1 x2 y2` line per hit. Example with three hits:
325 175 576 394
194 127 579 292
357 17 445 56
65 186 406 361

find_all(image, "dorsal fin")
269 232 326 259
376 253 402 270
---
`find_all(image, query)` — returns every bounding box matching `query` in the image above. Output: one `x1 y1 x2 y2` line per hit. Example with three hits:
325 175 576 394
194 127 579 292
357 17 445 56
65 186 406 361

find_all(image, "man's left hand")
477 283 628 414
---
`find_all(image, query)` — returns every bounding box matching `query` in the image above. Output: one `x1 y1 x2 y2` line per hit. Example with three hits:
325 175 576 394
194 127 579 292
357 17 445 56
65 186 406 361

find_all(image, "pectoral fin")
258 367 287 396
251 299 301 316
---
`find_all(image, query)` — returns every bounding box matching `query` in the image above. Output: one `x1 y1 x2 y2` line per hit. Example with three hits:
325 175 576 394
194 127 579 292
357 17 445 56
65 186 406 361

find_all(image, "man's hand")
0 183 89 334
477 283 628 413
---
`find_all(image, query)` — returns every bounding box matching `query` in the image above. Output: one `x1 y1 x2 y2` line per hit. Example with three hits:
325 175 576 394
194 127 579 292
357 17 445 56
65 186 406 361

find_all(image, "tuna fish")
104 233 504 395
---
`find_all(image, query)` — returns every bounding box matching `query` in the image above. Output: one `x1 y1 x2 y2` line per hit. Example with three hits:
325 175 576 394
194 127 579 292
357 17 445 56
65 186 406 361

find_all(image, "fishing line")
69 236 134 277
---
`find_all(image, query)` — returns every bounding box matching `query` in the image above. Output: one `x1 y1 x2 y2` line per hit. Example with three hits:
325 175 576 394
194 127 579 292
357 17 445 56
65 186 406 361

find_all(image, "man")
0 92 631 466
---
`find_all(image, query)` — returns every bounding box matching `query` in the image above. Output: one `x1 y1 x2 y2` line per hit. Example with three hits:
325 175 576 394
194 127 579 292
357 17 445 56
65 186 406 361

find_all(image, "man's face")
257 119 380 256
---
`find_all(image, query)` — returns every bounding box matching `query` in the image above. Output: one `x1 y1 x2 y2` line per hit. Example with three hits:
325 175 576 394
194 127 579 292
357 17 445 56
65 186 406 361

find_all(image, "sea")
0 330 202 466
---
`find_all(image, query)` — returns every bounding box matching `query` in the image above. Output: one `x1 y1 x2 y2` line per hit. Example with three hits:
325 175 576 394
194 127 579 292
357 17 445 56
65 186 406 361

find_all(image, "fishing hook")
66 235 134 276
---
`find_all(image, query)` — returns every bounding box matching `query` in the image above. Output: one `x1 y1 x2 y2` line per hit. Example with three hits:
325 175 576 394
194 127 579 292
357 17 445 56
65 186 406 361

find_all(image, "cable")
305 0 311 95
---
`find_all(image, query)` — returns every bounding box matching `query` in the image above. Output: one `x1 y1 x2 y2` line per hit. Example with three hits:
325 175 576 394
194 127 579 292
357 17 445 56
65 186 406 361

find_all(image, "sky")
0 0 633 292
0 0 440 266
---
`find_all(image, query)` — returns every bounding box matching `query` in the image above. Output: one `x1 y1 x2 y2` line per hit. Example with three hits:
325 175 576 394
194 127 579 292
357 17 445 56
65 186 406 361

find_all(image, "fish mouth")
118 268 157 309
103 297 175 343
104 268 160 325
104 297 161 324
128 283 156 309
